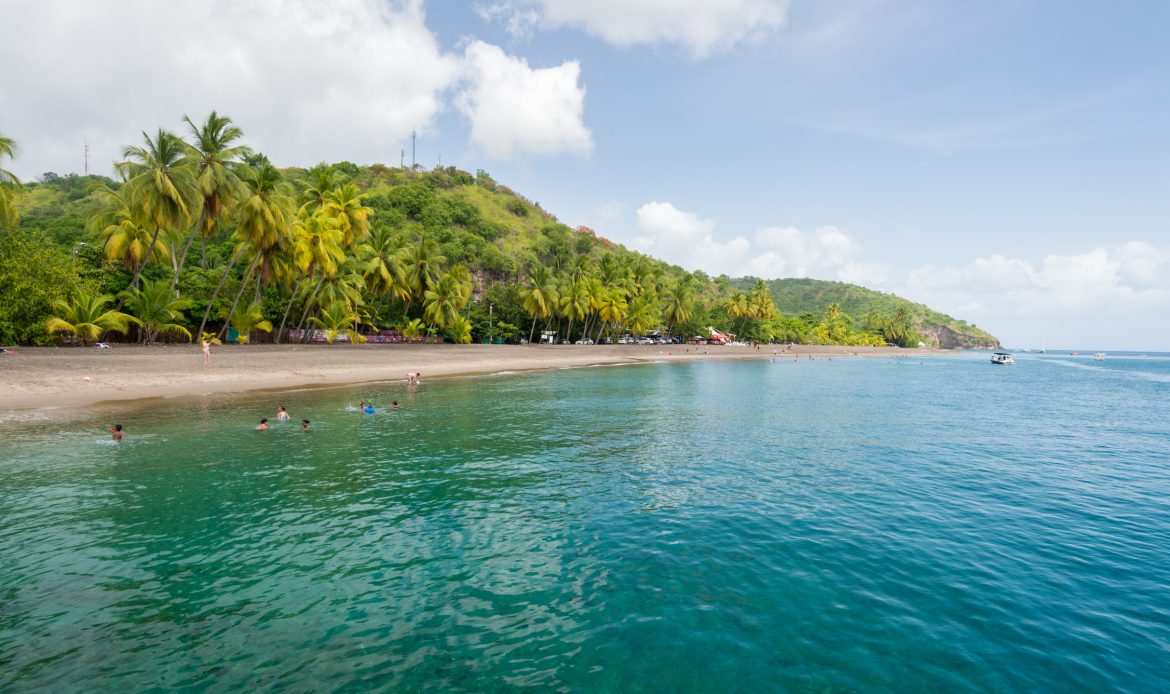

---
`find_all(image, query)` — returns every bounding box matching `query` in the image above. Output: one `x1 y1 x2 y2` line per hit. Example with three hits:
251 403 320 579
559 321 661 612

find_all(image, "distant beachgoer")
202 339 212 364
363 404 375 414
301 419 311 431
0 347 16 355
391 401 399 409
277 405 290 422
108 424 124 441
256 418 269 431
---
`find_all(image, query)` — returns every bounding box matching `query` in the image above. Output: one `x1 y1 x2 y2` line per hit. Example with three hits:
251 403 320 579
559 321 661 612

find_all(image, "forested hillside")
732 278 999 349
0 116 997 349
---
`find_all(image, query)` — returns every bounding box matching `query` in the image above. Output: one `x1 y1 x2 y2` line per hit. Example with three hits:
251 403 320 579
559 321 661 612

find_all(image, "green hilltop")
3 152 997 348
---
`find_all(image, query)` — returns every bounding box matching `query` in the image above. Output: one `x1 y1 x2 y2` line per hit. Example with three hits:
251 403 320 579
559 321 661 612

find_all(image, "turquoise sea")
2 352 1169 692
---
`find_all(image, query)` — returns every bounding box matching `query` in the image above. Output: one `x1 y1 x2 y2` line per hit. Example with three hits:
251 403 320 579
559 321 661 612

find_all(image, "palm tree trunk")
218 254 261 341
196 244 245 340
276 275 307 344
295 279 326 342
172 208 207 294
528 314 537 344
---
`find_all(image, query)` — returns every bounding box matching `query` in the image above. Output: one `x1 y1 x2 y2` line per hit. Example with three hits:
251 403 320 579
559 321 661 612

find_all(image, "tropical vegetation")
0 118 999 349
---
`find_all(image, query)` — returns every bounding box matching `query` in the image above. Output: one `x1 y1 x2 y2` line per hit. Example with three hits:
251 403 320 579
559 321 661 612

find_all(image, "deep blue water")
1 352 1169 691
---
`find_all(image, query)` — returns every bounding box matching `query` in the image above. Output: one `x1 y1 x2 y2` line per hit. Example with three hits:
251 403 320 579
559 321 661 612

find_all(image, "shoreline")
0 343 939 414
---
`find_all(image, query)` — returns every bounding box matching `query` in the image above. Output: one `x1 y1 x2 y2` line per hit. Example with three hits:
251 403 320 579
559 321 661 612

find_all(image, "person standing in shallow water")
255 418 269 431
108 424 124 441
277 405 290 422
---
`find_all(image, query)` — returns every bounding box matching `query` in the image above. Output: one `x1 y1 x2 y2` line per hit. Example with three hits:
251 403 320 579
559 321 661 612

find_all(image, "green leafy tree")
0 229 79 344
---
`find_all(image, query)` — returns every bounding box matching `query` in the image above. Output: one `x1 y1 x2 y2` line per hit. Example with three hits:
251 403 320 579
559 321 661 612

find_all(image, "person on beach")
255 418 269 431
202 339 211 364
277 405 290 422
0 347 16 355
301 419 311 431
406 372 421 385
108 424 124 441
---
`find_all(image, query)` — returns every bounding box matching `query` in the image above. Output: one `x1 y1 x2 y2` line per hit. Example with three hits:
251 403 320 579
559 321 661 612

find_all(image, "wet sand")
0 343 933 413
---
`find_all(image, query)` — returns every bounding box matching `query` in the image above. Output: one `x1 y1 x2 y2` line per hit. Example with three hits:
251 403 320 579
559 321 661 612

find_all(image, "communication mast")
411 130 416 169
84 139 89 175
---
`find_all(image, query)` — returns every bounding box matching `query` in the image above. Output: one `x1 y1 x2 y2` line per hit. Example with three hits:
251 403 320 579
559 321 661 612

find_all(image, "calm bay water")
2 352 1169 692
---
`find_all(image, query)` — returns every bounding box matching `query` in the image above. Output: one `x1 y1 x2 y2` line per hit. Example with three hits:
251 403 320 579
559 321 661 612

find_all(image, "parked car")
575 338 594 345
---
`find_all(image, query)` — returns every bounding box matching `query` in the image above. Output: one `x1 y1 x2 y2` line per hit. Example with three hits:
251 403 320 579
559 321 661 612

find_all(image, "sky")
1 0 1167 350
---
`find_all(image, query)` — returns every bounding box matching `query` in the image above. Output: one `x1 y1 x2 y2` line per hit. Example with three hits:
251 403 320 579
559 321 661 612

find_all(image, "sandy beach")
0 343 934 413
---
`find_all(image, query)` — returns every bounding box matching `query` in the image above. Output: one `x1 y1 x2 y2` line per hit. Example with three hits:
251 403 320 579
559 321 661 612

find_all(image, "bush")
0 229 79 344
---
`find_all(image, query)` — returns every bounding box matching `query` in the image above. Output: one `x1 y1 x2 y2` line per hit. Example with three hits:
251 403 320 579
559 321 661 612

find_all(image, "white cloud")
0 0 595 177
457 41 593 161
633 202 878 281
904 245 1170 318
480 0 790 58
475 2 540 41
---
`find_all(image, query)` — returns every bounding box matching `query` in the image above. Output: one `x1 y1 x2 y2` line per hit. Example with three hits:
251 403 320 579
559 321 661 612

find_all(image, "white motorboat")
1093 353 1106 361
991 352 1014 365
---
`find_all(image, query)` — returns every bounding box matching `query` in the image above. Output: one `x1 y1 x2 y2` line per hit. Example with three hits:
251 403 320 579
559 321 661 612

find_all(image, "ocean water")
1 352 1168 692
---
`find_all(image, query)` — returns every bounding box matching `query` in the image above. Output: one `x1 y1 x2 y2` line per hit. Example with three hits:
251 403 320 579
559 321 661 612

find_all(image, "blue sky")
2 1 1167 349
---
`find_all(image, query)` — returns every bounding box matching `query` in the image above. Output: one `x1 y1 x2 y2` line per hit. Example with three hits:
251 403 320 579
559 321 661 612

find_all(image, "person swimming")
108 424 124 441
391 401 399 409
362 403 375 414
277 405 290 422
301 419 311 431
255 418 269 430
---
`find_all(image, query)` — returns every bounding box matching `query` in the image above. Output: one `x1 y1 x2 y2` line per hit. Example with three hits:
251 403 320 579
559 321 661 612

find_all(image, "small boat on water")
991 352 1015 365
1094 353 1106 361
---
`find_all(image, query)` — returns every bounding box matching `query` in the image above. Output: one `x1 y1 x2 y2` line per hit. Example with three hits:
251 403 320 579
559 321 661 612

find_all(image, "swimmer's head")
260 418 268 424
113 424 123 432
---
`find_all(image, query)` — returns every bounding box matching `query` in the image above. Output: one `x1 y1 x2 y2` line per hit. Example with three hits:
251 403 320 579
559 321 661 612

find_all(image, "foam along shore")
0 343 935 412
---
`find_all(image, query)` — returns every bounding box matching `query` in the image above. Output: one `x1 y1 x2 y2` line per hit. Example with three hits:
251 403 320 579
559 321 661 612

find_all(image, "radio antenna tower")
411 130 416 169
84 139 90 175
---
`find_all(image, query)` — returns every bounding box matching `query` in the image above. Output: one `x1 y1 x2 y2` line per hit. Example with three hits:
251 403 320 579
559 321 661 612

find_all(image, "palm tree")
595 287 628 341
122 278 194 344
423 271 469 332
224 300 272 344
0 132 20 230
361 226 410 303
663 276 695 335
520 265 558 343
197 161 293 340
446 315 473 344
298 163 343 214
115 129 197 291
403 238 446 307
309 302 363 344
175 112 251 279
559 275 589 342
45 291 139 344
88 185 170 273
324 182 373 249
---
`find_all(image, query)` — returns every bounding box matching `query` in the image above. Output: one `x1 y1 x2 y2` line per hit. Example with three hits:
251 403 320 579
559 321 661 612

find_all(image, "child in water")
255 418 269 430
108 424 124 441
